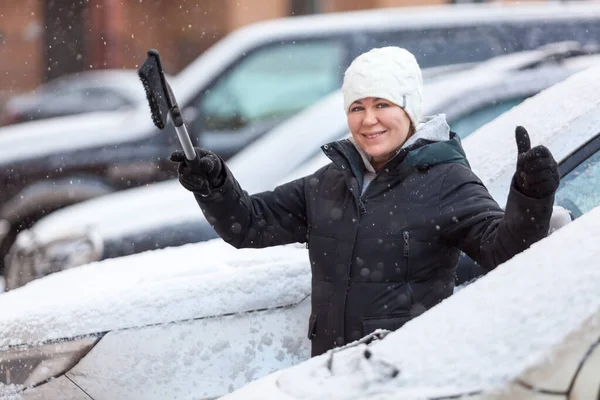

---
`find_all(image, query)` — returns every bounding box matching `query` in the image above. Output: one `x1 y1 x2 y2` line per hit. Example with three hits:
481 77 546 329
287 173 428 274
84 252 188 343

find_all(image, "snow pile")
0 240 311 349
0 383 23 400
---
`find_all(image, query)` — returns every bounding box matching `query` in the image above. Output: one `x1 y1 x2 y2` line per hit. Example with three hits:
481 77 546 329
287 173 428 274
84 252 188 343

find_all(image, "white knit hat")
342 46 423 127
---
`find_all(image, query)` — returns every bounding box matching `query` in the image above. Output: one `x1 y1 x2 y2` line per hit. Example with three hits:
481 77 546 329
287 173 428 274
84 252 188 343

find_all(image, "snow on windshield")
0 241 310 348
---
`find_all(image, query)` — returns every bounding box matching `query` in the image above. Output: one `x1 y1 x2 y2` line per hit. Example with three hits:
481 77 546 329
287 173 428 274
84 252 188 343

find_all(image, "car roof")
6 69 147 108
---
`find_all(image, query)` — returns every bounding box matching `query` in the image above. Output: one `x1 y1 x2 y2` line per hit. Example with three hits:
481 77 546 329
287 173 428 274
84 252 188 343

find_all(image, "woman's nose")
362 109 378 126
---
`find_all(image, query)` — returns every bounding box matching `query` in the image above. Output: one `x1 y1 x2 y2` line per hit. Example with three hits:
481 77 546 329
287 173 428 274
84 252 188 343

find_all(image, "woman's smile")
363 130 386 139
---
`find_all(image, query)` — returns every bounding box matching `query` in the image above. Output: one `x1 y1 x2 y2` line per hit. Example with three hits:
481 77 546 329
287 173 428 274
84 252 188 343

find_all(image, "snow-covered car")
0 70 149 126
1 64 600 399
6 44 599 290
0 241 313 400
222 204 600 400
4 2 594 278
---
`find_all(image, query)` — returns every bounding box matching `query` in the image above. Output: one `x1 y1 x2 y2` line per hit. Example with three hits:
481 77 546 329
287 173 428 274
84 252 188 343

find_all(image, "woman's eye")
350 106 363 112
376 103 389 108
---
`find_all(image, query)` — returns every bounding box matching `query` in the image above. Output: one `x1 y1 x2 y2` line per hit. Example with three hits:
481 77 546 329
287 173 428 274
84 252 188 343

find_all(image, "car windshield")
556 149 600 217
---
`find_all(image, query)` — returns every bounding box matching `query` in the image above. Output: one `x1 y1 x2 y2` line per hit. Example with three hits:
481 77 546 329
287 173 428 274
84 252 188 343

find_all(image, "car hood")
0 240 310 348
0 107 152 164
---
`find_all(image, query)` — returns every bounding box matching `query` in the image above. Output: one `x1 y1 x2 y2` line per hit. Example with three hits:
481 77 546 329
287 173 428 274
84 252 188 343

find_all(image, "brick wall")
0 0 42 103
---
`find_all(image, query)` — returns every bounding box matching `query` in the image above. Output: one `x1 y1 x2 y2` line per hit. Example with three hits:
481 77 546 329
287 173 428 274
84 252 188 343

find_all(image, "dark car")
0 70 148 126
1 3 600 278
6 45 596 290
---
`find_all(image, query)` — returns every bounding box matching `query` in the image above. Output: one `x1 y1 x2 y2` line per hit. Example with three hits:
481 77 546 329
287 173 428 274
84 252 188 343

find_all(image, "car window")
525 20 600 50
83 88 131 108
556 149 600 218
197 40 345 132
449 97 526 139
370 25 504 68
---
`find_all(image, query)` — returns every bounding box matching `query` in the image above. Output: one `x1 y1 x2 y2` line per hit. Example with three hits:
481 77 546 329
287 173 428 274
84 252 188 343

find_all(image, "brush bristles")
138 56 169 129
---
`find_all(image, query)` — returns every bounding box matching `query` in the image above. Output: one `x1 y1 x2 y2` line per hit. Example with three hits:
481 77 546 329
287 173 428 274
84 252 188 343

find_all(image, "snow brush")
138 49 196 160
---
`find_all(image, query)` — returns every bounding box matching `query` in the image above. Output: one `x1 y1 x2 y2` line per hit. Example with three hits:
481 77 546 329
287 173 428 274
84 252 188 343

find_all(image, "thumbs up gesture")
514 126 559 199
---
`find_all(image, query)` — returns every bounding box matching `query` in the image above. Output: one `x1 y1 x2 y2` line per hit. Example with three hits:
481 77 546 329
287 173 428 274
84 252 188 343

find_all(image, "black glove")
169 147 224 196
514 126 559 199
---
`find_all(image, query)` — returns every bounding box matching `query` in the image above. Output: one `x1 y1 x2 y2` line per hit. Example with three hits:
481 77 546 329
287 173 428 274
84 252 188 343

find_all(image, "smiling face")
347 97 413 170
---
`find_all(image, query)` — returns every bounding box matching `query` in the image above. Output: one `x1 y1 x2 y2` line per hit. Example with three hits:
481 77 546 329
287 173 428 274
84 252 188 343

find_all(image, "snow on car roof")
0 240 310 349
224 204 600 399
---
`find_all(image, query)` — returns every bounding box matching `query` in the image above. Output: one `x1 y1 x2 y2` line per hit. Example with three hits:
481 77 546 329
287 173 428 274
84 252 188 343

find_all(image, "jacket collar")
322 114 468 176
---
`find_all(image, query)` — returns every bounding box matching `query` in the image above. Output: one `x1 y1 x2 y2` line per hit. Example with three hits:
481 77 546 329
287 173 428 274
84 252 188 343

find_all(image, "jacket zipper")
306 224 312 249
358 198 366 215
403 231 410 281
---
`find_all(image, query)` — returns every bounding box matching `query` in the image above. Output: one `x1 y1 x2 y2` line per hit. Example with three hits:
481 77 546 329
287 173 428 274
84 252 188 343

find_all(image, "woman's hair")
408 122 416 137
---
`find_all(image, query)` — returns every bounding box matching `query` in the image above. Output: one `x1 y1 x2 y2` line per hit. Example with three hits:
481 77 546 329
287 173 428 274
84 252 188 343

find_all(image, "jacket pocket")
361 314 412 337
307 313 317 340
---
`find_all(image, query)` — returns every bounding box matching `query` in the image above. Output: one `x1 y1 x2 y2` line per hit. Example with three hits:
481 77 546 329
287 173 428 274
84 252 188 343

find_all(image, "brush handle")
174 124 196 160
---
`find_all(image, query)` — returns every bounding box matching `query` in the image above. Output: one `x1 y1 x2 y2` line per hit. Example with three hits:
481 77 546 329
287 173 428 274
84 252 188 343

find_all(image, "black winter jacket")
194 133 554 356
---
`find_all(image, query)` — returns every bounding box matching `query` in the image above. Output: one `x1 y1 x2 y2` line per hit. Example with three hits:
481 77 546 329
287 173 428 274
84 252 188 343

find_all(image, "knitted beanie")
342 47 423 127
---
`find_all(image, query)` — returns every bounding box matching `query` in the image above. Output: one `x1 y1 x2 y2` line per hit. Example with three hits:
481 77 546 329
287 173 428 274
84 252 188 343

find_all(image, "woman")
169 47 559 357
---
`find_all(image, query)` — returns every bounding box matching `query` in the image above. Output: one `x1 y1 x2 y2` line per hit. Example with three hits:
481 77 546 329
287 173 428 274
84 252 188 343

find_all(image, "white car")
0 59 599 400
6 45 597 290
223 205 600 400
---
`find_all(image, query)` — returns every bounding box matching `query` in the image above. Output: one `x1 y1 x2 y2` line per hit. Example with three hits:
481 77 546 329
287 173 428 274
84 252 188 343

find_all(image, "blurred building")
0 0 591 102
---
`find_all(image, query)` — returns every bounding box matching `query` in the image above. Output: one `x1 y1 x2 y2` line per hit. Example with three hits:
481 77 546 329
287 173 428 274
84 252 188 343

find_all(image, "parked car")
0 241 313 400
1 63 600 399
5 44 598 290
0 70 149 126
0 3 600 278
223 206 600 400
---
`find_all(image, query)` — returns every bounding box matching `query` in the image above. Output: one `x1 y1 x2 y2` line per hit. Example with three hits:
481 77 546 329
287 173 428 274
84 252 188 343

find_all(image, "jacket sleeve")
438 163 554 270
192 164 308 249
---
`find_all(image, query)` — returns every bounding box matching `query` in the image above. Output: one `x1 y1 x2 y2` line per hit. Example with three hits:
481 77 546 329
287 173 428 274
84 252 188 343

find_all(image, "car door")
185 38 349 160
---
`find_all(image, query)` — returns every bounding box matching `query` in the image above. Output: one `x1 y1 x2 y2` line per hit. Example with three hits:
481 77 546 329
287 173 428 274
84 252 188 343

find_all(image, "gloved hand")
169 147 224 196
514 126 559 199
